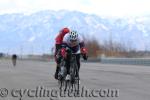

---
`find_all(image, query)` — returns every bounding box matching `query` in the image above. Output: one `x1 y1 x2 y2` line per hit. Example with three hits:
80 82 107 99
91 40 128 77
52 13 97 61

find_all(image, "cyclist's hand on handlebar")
83 54 88 60
81 47 88 54
81 47 88 60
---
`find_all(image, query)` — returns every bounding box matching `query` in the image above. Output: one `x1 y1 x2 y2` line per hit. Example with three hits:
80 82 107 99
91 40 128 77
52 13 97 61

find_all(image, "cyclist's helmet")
69 30 78 41
61 27 70 33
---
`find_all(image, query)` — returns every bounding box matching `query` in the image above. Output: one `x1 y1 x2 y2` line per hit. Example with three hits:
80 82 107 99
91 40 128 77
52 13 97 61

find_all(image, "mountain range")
0 10 150 54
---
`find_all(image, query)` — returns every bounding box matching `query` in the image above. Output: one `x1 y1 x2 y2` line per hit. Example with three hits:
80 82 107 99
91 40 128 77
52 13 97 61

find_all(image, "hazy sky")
0 0 150 17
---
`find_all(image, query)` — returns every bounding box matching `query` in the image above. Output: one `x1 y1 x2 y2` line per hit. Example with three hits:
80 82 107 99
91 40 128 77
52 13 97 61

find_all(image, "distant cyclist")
12 54 17 66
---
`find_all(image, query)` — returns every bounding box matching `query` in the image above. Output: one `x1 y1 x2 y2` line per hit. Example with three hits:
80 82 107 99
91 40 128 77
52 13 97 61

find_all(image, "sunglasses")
70 39 77 42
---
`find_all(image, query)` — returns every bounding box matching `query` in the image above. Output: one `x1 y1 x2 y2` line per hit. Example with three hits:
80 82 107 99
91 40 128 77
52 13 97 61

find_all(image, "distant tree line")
83 35 150 58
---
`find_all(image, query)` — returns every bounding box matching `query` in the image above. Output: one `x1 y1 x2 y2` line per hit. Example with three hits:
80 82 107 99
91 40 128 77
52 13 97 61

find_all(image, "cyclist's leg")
65 54 71 80
75 54 81 85
54 44 61 79
76 54 80 75
14 58 16 66
12 58 16 66
55 64 59 78
65 54 71 74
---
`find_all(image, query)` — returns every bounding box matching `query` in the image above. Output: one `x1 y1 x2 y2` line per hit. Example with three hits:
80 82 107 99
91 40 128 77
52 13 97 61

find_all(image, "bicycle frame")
58 48 80 93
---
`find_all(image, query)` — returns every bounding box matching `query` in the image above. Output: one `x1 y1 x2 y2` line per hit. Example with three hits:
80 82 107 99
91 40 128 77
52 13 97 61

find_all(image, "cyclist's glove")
81 47 88 60
81 47 87 54
83 54 88 60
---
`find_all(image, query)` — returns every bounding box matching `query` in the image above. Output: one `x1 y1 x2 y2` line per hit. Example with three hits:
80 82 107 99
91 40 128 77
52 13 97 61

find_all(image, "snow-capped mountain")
0 10 150 54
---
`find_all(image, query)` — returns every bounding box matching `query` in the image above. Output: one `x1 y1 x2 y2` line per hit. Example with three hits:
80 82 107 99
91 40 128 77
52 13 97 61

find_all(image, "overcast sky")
0 0 150 17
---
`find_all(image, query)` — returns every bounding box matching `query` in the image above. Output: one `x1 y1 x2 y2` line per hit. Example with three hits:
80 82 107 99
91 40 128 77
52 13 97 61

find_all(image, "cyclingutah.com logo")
0 86 119 100
0 88 8 98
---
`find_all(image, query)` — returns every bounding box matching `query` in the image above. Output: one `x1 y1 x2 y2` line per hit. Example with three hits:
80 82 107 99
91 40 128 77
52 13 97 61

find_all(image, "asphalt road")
0 59 150 100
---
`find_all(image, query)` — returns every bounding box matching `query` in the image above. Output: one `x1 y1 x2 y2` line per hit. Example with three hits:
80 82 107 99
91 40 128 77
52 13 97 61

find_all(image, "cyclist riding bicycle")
61 30 88 81
54 27 70 79
12 54 17 66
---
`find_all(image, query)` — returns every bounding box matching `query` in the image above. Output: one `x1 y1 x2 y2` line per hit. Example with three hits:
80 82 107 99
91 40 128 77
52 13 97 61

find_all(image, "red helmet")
61 27 70 33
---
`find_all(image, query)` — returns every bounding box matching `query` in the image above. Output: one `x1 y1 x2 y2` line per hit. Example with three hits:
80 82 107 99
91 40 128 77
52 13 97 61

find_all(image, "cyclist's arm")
78 35 85 48
61 34 69 48
78 35 88 60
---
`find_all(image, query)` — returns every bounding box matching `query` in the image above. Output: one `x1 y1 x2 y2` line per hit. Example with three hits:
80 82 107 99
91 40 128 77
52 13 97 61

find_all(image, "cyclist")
12 54 17 66
61 30 88 81
54 27 70 79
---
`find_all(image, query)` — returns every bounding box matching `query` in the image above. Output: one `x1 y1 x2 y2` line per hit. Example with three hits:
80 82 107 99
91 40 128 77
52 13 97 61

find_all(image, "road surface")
0 59 150 100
